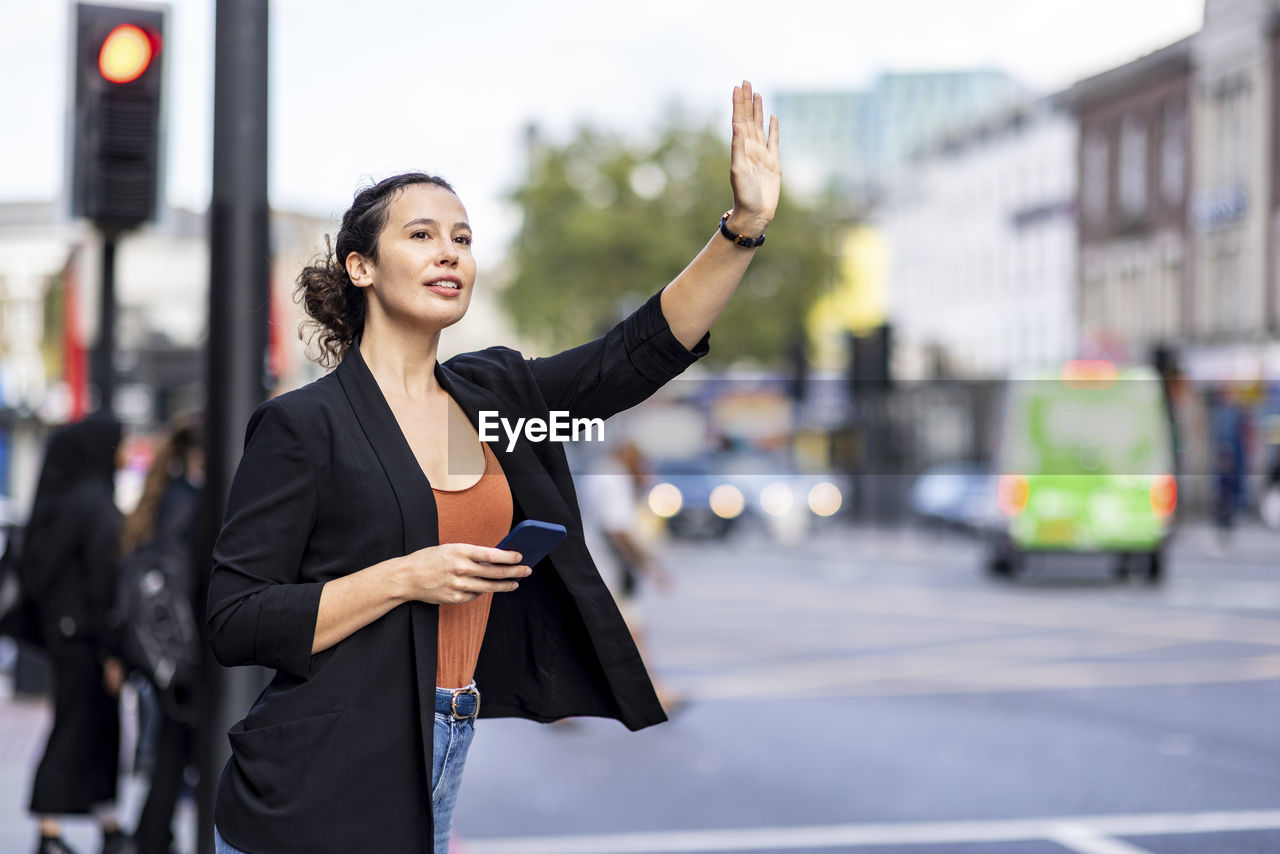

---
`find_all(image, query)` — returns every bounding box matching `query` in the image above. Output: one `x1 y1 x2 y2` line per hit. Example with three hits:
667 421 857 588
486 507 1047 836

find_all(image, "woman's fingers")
467 559 531 580
438 562 526 603
732 81 770 144
768 114 779 154
470 544 522 564
459 561 528 596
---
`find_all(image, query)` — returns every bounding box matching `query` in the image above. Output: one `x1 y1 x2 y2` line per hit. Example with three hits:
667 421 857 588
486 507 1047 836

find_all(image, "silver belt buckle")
450 686 480 720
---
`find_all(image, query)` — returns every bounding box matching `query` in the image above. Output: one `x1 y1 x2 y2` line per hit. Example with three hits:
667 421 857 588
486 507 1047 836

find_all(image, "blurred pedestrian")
119 415 204 854
1210 390 1246 551
21 415 134 854
583 440 685 713
206 81 778 853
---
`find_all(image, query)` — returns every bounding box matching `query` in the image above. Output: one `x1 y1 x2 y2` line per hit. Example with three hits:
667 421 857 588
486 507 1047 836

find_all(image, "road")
0 522 1276 853
451 522 1280 854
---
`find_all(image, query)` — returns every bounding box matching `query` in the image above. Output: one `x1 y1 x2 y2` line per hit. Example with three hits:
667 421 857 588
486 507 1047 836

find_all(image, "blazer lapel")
334 345 439 796
335 346 439 553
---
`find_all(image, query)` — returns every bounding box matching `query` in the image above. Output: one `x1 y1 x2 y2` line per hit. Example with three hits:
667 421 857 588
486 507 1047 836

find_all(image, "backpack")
112 498 202 722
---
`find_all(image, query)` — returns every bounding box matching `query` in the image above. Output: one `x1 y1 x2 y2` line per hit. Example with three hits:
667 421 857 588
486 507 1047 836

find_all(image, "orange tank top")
433 440 513 689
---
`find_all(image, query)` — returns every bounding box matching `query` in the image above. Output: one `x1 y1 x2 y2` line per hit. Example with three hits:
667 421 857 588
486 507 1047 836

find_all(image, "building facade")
1187 0 1280 377
1068 38 1193 368
879 96 1079 380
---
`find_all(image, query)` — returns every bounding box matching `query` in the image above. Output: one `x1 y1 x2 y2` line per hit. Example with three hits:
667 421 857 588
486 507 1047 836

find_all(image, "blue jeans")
432 686 478 853
214 826 247 854
214 686 477 854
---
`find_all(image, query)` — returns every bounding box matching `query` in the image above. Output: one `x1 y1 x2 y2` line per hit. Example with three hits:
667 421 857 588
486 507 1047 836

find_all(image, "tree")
503 120 836 367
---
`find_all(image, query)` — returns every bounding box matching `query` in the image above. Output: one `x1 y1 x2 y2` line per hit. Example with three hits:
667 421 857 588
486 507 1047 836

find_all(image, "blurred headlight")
648 483 683 518
709 484 745 519
759 482 794 516
808 482 842 517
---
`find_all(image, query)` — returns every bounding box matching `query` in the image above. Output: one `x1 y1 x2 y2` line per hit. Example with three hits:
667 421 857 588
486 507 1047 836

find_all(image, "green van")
988 362 1177 581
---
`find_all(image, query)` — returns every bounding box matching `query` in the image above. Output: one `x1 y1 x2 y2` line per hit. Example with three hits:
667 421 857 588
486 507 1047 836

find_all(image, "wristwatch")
719 210 766 248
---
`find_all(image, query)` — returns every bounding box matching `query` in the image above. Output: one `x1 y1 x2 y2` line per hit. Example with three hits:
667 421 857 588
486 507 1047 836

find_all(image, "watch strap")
719 210 766 248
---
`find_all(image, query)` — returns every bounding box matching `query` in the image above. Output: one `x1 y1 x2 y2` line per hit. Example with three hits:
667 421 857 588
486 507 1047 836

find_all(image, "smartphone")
495 520 567 569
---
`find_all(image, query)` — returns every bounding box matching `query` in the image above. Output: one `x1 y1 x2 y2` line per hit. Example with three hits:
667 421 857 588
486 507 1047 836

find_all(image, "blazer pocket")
227 710 343 813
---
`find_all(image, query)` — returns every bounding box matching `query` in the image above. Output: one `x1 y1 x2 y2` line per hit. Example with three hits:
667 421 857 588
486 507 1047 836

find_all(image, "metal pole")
93 235 116 415
197 2 271 852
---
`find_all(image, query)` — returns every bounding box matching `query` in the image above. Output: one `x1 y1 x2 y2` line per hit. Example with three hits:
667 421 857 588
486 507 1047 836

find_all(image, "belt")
435 685 480 720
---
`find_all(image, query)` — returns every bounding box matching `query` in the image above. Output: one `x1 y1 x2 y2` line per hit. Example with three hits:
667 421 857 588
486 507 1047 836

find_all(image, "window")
1083 128 1109 224
1213 77 1250 187
1160 99 1186 205
1118 114 1148 217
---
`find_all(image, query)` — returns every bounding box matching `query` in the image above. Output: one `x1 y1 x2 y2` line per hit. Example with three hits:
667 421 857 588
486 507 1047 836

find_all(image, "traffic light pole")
197 3 271 853
92 234 117 414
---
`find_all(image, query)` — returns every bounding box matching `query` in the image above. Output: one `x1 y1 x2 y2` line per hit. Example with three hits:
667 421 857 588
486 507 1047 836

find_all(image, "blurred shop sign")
1011 198 1075 230
1184 341 1280 383
712 388 794 445
1192 187 1247 230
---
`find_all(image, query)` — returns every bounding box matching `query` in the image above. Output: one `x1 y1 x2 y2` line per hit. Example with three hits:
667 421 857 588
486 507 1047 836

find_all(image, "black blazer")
207 287 709 853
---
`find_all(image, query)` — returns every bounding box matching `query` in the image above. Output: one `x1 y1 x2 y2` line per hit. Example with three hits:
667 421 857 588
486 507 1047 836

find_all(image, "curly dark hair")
295 172 456 368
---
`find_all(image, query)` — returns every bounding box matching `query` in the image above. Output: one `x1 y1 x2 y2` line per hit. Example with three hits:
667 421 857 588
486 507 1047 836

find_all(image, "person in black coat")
119 415 204 854
22 415 133 854
207 81 780 854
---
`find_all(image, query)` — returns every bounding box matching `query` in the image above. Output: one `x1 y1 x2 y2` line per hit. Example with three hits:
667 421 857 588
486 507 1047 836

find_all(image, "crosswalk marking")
1049 824 1155 854
463 809 1280 853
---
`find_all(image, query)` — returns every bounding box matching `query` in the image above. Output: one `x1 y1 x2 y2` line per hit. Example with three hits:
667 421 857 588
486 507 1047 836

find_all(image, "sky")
0 0 1204 254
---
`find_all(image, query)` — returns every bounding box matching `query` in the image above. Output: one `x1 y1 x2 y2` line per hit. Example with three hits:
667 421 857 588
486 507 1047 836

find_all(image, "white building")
879 97 1078 380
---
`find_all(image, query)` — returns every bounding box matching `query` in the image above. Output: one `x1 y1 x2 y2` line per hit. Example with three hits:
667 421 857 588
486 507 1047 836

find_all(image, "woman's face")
349 183 477 336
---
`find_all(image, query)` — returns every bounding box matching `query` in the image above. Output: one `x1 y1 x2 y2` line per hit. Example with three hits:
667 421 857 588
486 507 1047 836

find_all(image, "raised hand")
728 80 781 235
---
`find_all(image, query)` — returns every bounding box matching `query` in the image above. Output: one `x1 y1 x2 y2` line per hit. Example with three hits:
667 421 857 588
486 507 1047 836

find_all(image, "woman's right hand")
398 543 530 605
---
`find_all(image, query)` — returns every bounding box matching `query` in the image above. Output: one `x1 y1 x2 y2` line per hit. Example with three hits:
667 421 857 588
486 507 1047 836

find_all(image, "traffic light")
70 3 167 231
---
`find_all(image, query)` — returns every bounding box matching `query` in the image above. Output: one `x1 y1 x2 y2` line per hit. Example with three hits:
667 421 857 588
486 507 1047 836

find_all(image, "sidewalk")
0 676 196 854
1173 518 1280 561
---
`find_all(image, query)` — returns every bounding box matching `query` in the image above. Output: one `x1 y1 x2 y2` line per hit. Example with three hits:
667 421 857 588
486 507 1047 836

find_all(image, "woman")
119 416 204 854
23 415 133 854
207 81 779 854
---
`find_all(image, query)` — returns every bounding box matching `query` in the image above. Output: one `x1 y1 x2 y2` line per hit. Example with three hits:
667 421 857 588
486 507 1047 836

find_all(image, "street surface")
452 521 1280 854
0 521 1277 854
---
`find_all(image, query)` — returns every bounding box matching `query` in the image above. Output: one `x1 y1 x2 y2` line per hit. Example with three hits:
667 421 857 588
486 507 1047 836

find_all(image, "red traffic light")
72 3 168 229
98 23 156 84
